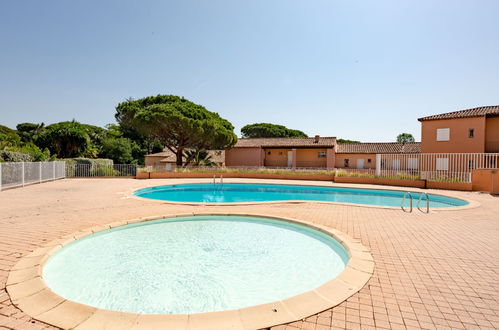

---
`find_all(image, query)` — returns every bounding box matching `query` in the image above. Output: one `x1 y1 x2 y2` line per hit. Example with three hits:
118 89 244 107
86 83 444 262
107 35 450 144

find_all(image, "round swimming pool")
134 183 468 208
42 215 349 314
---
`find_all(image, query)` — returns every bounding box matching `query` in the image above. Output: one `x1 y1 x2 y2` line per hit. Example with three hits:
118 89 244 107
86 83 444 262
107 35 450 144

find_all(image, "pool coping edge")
6 212 373 330
127 180 479 212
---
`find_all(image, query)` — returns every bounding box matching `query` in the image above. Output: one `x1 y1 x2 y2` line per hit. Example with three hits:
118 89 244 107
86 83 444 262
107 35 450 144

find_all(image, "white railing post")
22 162 25 187
375 154 381 176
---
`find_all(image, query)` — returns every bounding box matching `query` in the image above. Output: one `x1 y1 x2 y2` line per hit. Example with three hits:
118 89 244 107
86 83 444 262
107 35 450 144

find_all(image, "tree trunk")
176 148 183 167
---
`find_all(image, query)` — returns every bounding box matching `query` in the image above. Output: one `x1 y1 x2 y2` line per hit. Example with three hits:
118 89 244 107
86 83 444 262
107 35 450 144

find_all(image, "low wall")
472 169 499 194
426 181 472 191
334 176 426 188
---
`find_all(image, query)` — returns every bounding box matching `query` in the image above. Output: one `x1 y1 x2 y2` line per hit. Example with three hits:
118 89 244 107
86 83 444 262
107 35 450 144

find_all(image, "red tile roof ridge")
418 105 499 121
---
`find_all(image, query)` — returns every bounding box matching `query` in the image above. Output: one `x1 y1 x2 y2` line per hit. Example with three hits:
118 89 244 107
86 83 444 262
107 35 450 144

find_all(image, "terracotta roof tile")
336 142 421 154
418 105 499 121
234 137 336 148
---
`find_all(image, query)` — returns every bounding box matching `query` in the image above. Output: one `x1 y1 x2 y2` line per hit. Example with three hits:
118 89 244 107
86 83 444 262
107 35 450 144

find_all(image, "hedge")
63 158 114 177
62 158 113 166
0 150 34 162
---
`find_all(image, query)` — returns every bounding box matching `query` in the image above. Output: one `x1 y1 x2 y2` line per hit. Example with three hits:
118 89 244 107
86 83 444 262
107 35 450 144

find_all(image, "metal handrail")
220 175 223 188
401 192 413 213
417 192 430 213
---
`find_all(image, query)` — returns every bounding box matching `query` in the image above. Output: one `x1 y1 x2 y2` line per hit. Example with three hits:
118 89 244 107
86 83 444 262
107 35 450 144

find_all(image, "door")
356 159 365 169
287 151 293 168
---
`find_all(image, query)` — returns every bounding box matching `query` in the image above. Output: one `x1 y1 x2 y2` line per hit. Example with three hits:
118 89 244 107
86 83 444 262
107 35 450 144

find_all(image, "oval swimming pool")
134 183 468 208
43 215 348 314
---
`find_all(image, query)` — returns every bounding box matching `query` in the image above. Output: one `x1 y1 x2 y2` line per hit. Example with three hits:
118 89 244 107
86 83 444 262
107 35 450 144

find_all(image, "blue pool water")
43 215 348 314
134 183 468 208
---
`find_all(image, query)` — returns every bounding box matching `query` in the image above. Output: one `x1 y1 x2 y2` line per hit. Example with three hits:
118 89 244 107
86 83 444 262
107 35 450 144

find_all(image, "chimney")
314 135 320 143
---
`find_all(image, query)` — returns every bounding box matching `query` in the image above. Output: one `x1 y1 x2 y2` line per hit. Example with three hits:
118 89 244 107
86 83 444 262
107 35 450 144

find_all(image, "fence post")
375 154 381 176
22 162 25 187
53 162 56 180
39 162 42 183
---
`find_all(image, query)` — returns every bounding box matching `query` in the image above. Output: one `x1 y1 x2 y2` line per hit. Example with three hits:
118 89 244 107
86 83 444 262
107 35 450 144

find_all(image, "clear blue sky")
1 0 498 142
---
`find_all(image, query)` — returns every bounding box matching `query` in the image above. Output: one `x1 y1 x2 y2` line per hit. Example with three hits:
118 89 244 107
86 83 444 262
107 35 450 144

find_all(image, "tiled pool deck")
0 178 498 330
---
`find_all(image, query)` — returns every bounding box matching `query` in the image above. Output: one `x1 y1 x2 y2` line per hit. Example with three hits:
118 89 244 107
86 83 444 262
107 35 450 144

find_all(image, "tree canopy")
115 95 237 166
16 123 45 143
35 121 90 158
0 124 21 148
241 123 307 138
98 137 136 164
1 119 157 164
396 133 415 143
337 138 360 143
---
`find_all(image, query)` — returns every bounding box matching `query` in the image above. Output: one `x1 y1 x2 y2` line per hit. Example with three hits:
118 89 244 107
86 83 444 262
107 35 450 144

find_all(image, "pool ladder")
401 192 430 213
212 175 223 190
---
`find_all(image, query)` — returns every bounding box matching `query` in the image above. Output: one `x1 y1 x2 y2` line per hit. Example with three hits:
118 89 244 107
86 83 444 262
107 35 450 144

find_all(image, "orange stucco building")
225 136 336 169
418 106 499 153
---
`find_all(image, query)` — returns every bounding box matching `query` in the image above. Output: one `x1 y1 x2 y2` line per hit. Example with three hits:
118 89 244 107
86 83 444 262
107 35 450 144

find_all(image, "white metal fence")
0 161 66 191
376 153 499 182
66 164 137 178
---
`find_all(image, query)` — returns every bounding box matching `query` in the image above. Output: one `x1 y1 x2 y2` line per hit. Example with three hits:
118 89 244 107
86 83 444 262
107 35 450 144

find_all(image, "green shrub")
63 158 113 177
0 150 34 162
63 158 113 166
90 165 119 177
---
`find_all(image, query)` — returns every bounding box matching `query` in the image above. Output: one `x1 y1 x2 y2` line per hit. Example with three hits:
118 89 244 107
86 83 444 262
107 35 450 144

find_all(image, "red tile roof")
336 142 421 154
418 105 499 121
234 137 336 148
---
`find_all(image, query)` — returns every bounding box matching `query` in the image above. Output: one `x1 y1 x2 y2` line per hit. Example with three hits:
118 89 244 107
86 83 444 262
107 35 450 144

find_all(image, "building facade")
419 105 499 153
225 136 336 169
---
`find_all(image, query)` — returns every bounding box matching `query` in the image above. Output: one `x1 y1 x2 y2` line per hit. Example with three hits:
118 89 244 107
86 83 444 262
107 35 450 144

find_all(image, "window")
436 158 449 171
344 159 349 167
367 159 372 163
436 128 450 141
318 151 326 158
469 128 474 138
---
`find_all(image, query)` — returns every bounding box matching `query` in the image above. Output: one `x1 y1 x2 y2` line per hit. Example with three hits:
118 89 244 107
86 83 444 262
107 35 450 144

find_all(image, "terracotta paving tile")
0 179 498 330
314 324 330 330
315 316 330 326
